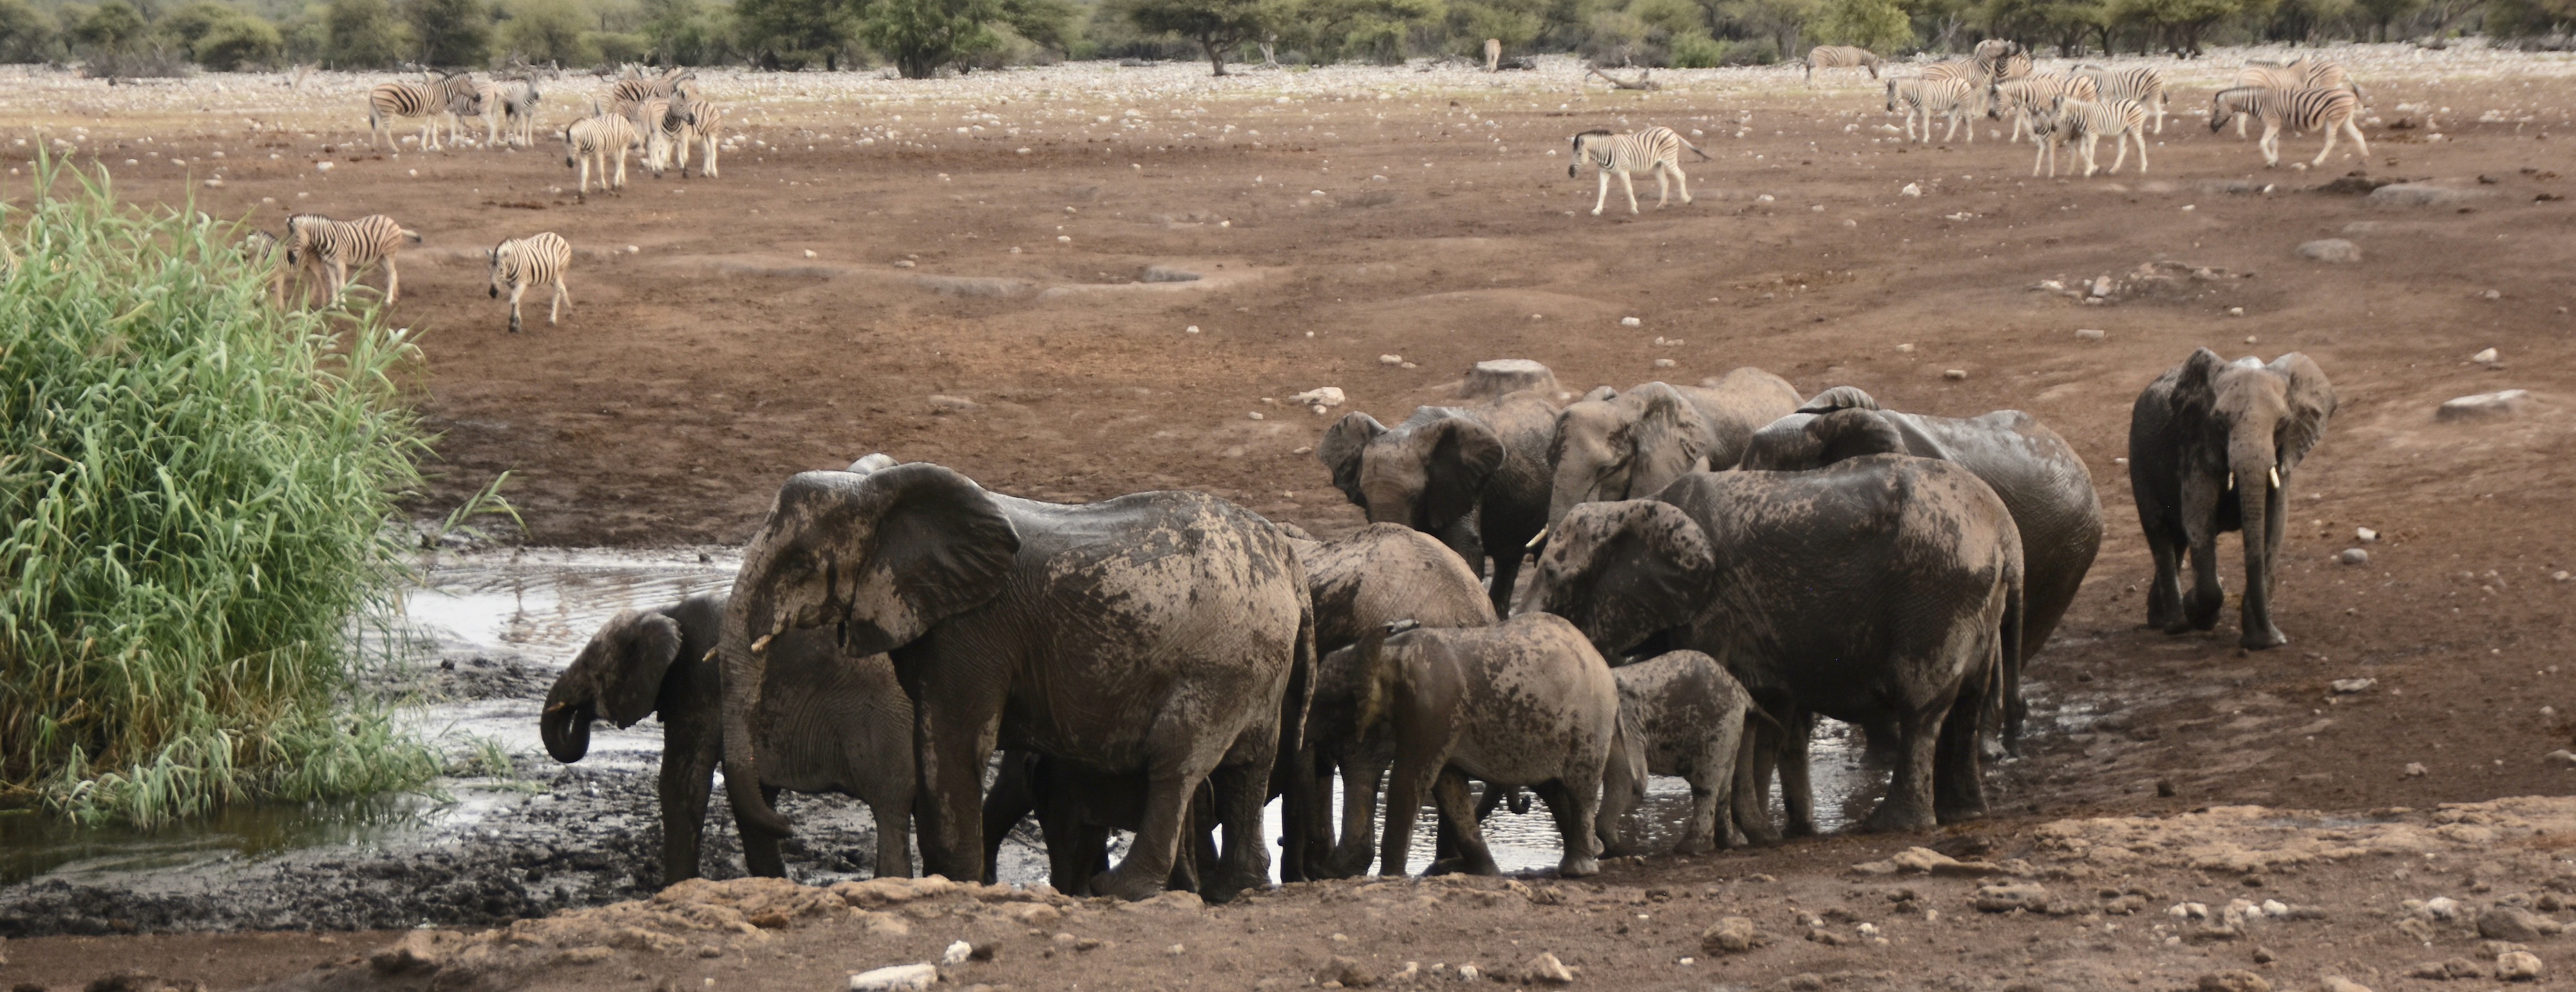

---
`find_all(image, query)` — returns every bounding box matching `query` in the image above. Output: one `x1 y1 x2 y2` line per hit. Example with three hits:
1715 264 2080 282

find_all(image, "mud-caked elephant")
1349 613 1620 878
715 459 1312 903
1527 437 2023 837
1318 391 1557 615
1741 386 2103 747
1544 370 1802 530
978 751 1218 895
1598 650 1753 857
541 594 914 884
2128 349 2336 650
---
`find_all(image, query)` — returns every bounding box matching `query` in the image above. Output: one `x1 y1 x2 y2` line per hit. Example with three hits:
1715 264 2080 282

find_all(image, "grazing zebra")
1887 77 1987 144
1567 126 1710 216
1804 45 1884 84
282 213 420 305
487 232 572 333
477 79 542 148
629 96 687 175
2034 97 2148 178
367 72 482 150
564 106 642 196
1991 74 2100 143
683 100 726 178
1972 40 2033 82
2209 86 2367 168
2074 65 2170 133
609 66 695 118
239 229 287 307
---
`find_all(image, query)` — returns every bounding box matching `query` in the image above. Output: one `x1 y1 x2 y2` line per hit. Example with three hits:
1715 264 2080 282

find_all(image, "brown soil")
1 54 2573 991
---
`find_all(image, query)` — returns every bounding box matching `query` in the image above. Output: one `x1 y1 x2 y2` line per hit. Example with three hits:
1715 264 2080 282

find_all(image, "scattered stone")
1701 917 1763 954
2157 780 2178 797
2483 289 2504 300
2547 750 2576 767
1896 343 1915 353
2356 527 2378 543
1973 882 2051 913
2253 946 2277 964
2398 917 2439 942
1461 359 1558 398
2340 548 2370 565
1289 386 1346 411
1316 955 1379 987
1944 369 1968 380
2076 328 2107 340
2318 977 2376 992
2473 348 2500 364
893 259 916 268
2498 950 2545 981
2438 390 2531 420
1379 354 1404 366
2370 183 2489 207
2297 239 2362 263
1620 316 1643 327
927 395 981 414
1901 183 1922 197
2405 763 2429 778
1457 963 1482 982
1848 847 2011 877
848 963 938 991
2199 970 2273 992
1523 952 1574 984
943 941 972 966
1248 411 1264 420
2481 906 2560 941
2331 678 2376 694
2425 897 2463 921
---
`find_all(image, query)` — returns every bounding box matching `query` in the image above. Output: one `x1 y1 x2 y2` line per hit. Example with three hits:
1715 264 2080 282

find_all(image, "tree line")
0 0 2562 83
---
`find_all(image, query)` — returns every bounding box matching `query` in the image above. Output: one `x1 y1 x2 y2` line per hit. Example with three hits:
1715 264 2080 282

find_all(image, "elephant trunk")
540 698 593 763
2231 440 2286 649
718 552 793 838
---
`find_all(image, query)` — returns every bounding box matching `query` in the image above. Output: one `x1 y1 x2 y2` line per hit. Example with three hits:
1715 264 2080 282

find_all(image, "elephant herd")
538 347 2335 900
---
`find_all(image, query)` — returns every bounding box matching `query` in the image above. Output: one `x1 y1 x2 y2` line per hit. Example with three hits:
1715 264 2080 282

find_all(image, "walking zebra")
477 79 542 148
2074 65 2169 133
1973 40 2033 82
1567 126 1709 216
683 100 726 179
1991 74 2100 143
2033 97 2148 178
609 66 695 117
367 71 482 150
487 232 572 333
2208 86 2366 168
2239 57 2360 98
565 105 642 196
283 213 420 304
629 96 687 175
1887 77 1987 144
1804 45 1884 84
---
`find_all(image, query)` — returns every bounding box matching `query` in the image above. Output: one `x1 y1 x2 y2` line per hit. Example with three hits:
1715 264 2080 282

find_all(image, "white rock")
1944 370 1967 380
1289 387 1345 409
2425 897 2463 920
848 964 937 991
1900 183 1922 197
2473 348 2499 364
942 941 972 965
1248 411 1264 420
1620 316 1642 327
2405 762 2430 778
2297 239 2362 263
1523 952 1573 984
1653 359 1676 368
2548 750 2576 767
804 249 819 258
2356 527 2378 543
1456 964 1481 982
314 160 333 171
2497 950 2544 980
1168 944 1186 955
2340 548 2370 565
2261 900 2289 917
2332 678 2376 694
2075 328 2106 341
1896 343 1914 353
1379 354 1404 366
1186 325 1200 334
2436 389 2532 421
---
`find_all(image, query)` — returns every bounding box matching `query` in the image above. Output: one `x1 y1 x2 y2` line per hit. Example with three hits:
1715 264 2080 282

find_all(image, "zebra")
1567 126 1709 216
609 66 695 118
1921 59 1988 86
1991 74 2100 143
565 104 642 196
1887 77 1987 144
2208 86 2367 168
1972 39 2033 82
1804 45 1883 84
2228 59 2363 137
476 79 542 148
683 100 726 178
2034 96 2148 178
2074 65 2170 133
282 213 420 305
239 229 287 307
487 232 572 333
367 71 482 150
629 95 690 175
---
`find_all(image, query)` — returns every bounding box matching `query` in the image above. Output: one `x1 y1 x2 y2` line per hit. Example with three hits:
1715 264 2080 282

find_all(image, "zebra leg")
2313 120 2344 166
2135 132 2149 173
507 281 524 333
2344 119 2369 161
2081 133 2099 177
2259 121 2281 167
550 277 567 326
1672 164 1691 205
1653 167 1669 209
2108 133 2129 174
1592 171 1609 216
384 257 399 304
1618 171 1640 214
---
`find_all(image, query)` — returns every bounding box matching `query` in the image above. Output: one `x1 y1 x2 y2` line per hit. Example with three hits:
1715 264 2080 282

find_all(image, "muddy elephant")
1544 370 1803 530
715 460 1312 903
2128 350 2336 650
1526 442 2022 836
1350 614 1620 878
978 751 1218 895
1317 391 1557 615
1278 523 1498 879
540 594 914 884
1741 386 2103 747
1598 650 1753 857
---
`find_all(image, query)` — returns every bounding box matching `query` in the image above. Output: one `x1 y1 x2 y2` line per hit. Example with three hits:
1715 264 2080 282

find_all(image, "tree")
1818 0 1911 48
496 0 592 62
1120 0 1271 75
0 0 57 62
732 0 853 68
2351 0 2420 37
638 0 732 62
1443 0 1544 55
402 0 491 66
1718 0 1819 61
858 0 996 77
1273 0 1437 63
196 12 282 65
71 0 148 50
325 0 407 66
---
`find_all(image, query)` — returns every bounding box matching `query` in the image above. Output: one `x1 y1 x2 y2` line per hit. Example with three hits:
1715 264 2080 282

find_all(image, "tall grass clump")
0 155 440 827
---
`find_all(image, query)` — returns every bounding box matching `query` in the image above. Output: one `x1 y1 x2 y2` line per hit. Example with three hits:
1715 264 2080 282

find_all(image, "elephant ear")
1795 385 1882 415
1582 386 1620 403
1734 414 1817 471
600 609 684 727
1318 412 1388 509
1421 416 1506 531
1627 383 1718 498
2269 353 2336 473
1805 409 1907 467
835 463 1022 654
2167 348 2230 464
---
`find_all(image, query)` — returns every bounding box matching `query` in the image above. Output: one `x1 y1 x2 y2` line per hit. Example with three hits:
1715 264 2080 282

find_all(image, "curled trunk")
540 700 592 763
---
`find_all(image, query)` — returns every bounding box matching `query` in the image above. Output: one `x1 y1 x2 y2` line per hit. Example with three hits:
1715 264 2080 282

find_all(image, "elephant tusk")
750 633 773 653
542 701 569 715
703 648 719 664
2269 466 2281 489
2226 471 2235 491
1525 527 1549 549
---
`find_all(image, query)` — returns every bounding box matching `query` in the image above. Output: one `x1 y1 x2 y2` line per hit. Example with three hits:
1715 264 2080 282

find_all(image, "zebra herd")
1817 42 2369 174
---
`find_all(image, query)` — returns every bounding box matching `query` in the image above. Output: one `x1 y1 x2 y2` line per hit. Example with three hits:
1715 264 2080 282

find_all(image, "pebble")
1186 325 1200 334
1896 343 1915 353
2319 978 2376 992
1944 369 1968 380
804 249 818 258
2481 906 2561 941
1248 411 1264 420
2405 762 2429 778
1901 182 1922 196
2332 678 2376 694
1620 316 1642 327
2296 238 2362 263
1523 952 1574 984
2424 897 2461 921
1701 917 1761 954
2340 548 2370 565
2473 348 2500 364
2498 950 2545 980
2356 527 2378 543
1971 881 2050 913
1379 354 1404 366
2197 968 2271 991
2548 750 2576 767
942 941 971 965
1457 964 1481 982
1653 359 1676 368
894 260 916 268
2076 328 2107 340
2437 389 2532 420
848 963 937 991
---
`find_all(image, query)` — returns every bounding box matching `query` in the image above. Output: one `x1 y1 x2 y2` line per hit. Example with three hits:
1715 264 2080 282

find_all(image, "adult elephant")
1544 370 1803 530
1740 386 2103 747
1527 432 2022 836
2128 350 2336 650
540 594 914 884
715 460 1312 903
1317 391 1556 615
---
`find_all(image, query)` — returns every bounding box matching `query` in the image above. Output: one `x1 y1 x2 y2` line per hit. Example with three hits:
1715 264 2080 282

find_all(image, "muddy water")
0 549 1871 935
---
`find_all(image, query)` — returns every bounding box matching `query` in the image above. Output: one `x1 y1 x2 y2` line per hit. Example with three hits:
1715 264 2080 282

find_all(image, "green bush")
585 28 648 62
325 0 408 67
402 0 491 66
71 0 147 50
496 0 592 62
1667 30 1725 63
195 13 283 66
0 158 440 827
0 0 57 62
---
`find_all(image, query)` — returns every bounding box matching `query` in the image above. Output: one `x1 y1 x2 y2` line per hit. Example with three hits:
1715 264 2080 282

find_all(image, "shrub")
496 0 592 64
0 158 440 827
402 0 491 66
195 14 283 68
585 28 648 62
325 0 409 68
0 0 54 63
1667 31 1725 64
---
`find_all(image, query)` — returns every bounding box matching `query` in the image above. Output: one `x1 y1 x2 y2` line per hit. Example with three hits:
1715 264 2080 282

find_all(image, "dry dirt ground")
1 43 2574 989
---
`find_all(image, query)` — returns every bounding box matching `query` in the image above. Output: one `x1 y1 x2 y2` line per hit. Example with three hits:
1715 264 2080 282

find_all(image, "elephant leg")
1200 760 1270 903
2182 530 2226 632
1537 777 1601 878
2238 474 2291 650
1933 684 1990 825
913 684 1002 883
1330 753 1386 877
869 793 914 879
1041 818 1102 896
978 753 1037 886
1091 718 1222 900
1779 709 1818 839
743 785 788 877
1862 706 1942 833
1597 754 1647 857
1430 769 1501 875
1485 542 1528 618
657 724 723 886
1734 718 1781 845
1376 744 1448 877
2141 507 2188 630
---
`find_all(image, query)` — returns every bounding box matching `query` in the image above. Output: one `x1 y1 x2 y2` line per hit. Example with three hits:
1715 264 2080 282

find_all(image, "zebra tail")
1683 138 1711 162
402 229 422 243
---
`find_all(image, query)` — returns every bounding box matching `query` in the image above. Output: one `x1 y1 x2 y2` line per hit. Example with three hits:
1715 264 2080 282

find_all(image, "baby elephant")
1355 613 1620 878
540 594 914 886
1598 650 1753 857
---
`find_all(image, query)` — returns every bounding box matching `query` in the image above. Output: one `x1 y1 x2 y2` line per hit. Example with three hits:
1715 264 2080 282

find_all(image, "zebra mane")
1572 128 1614 137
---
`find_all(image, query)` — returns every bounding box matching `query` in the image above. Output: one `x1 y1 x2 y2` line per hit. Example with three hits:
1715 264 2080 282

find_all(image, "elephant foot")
1781 820 1821 840
1558 855 1600 878
1088 865 1169 902
2240 626 2288 650
1723 827 1753 850
1672 837 1715 857
1935 796 1989 825
1861 803 1938 834
1198 867 1264 905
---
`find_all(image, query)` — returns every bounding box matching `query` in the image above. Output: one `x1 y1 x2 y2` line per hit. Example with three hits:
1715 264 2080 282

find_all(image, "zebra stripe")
367 73 480 150
2074 65 2169 133
1804 45 1882 83
2208 86 2367 167
684 101 726 179
1567 126 1708 216
283 213 420 304
487 232 573 333
565 108 641 196
1991 74 2100 143
2031 97 2148 178
609 67 696 118
476 80 542 149
240 229 285 307
1886 77 1986 144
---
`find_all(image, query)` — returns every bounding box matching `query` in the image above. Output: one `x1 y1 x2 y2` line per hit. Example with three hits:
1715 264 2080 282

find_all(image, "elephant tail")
1996 557 2025 755
1283 587 1316 763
